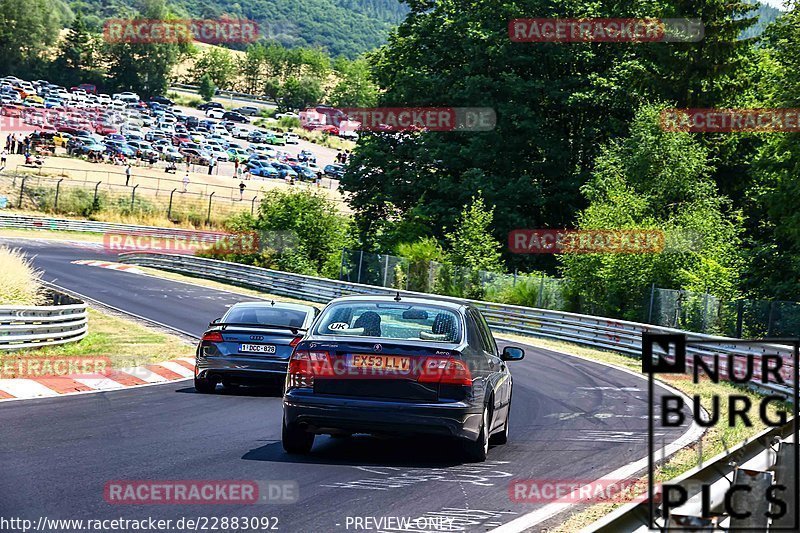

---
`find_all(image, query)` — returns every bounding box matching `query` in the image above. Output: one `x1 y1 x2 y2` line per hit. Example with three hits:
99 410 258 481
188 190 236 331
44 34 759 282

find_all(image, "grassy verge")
252 119 357 151
0 306 193 374
496 334 788 532
0 246 47 305
0 227 105 243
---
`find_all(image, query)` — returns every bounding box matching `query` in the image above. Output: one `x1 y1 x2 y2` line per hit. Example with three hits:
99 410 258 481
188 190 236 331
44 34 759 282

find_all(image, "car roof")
324 294 469 311
227 301 316 313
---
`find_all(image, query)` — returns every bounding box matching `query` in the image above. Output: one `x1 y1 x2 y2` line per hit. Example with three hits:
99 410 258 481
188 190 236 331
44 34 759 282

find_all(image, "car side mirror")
501 346 525 362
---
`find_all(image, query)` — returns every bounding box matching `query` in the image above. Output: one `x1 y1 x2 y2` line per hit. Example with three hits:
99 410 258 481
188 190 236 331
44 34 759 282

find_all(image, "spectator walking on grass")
182 172 189 193
239 180 246 200
1 149 7 169
125 163 132 186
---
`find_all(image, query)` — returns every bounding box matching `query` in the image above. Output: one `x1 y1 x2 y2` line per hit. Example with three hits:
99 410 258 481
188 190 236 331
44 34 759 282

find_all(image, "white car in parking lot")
206 108 226 119
113 92 140 102
231 126 250 139
285 132 299 144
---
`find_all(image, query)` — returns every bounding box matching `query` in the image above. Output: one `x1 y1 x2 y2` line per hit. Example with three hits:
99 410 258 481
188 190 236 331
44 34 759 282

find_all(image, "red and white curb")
0 357 196 401
71 259 145 274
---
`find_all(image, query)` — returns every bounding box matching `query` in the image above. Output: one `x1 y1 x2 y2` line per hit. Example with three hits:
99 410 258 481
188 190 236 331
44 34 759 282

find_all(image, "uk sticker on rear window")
328 322 349 331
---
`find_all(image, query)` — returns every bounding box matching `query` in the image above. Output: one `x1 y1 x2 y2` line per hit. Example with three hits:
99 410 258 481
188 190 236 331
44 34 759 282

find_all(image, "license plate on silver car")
239 344 276 354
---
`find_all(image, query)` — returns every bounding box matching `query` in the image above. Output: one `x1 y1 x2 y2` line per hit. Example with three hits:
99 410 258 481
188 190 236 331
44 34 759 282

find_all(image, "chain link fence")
338 249 800 337
0 171 262 228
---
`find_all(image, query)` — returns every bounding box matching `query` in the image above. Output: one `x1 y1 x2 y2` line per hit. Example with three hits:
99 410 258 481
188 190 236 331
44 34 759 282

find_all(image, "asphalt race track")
0 238 692 531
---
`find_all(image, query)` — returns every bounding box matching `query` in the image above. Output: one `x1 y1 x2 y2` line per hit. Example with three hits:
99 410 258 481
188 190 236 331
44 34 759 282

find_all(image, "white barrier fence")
0 213 229 242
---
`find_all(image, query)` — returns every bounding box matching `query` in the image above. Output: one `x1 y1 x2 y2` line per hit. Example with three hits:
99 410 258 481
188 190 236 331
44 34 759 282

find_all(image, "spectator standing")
182 172 189 192
239 180 246 200
1 149 7 168
125 164 132 186
208 157 215 175
233 159 239 178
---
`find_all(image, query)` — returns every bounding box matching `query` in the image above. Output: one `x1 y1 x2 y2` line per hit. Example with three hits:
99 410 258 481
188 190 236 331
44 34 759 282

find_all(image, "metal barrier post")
167 188 177 219
18 176 25 207
538 274 545 308
131 184 138 209
93 181 101 204
648 283 656 323
736 300 744 338
251 195 258 216
768 301 776 337
54 178 64 213
772 442 797 529
206 192 215 226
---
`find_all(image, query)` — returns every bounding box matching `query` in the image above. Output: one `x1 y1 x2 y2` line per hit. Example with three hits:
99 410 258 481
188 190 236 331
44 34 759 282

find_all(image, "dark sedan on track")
195 301 320 392
282 294 524 461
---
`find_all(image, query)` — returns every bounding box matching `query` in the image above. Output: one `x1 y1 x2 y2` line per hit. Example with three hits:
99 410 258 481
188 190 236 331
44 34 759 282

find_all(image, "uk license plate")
348 354 411 371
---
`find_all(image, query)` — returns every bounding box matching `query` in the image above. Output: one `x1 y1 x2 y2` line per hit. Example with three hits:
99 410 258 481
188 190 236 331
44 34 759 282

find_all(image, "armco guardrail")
171 84 277 107
118 252 797 397
0 290 88 350
0 213 229 242
586 418 797 532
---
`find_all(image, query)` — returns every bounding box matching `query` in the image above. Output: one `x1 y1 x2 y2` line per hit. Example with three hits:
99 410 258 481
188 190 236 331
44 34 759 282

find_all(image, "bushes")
203 189 353 278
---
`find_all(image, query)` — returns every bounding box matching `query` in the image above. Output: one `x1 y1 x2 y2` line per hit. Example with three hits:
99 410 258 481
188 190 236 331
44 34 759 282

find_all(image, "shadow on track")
242 435 485 468
176 385 283 397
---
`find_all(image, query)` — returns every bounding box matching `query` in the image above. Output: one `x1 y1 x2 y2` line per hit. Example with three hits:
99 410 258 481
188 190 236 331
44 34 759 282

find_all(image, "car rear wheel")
490 401 510 445
282 420 314 454
194 375 216 394
463 406 489 463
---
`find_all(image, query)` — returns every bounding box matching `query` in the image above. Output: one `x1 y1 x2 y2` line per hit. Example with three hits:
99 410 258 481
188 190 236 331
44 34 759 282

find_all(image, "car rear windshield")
223 306 307 328
313 303 462 343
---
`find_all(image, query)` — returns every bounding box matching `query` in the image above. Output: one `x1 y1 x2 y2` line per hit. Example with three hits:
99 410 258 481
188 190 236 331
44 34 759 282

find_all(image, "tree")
198 74 215 102
0 0 64 76
341 0 765 275
277 76 324 111
239 44 266 94
53 12 97 87
741 5 800 300
103 0 189 97
559 105 743 320
329 57 378 108
445 194 503 273
190 47 237 90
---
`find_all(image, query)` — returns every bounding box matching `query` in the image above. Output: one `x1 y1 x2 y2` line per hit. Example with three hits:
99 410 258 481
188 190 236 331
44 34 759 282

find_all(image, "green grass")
0 307 194 372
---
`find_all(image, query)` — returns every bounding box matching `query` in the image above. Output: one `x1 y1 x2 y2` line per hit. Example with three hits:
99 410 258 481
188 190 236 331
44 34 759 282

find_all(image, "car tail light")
419 356 473 386
202 331 223 342
287 350 332 389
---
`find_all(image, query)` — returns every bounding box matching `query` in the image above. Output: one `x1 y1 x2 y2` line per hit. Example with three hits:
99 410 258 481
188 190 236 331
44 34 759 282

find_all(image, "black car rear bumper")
283 390 482 440
196 356 288 383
